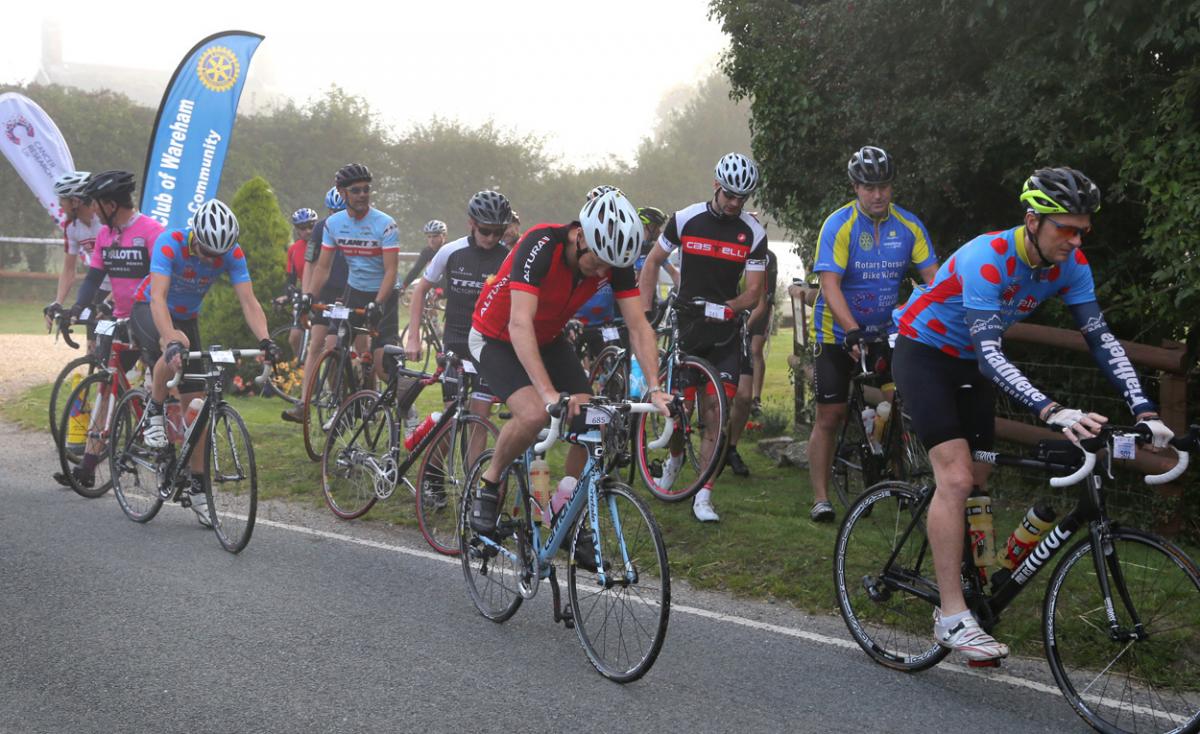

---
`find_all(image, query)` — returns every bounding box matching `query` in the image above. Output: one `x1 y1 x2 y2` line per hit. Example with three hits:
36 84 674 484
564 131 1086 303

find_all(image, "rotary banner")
141 30 264 231
0 92 75 225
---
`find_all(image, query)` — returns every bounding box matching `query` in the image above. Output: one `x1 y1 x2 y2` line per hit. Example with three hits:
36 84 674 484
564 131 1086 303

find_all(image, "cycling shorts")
83 288 113 342
345 287 399 351
678 314 748 395
309 283 349 328
469 329 589 403
130 302 204 394
811 339 891 405
93 319 140 374
891 335 995 452
441 340 494 403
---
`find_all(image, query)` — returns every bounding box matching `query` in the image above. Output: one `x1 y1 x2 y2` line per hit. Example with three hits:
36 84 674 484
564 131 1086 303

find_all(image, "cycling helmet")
579 190 642 268
847 145 895 185
714 153 760 196
1020 167 1101 215
334 163 372 188
638 206 667 229
585 184 622 202
291 207 318 226
53 171 91 199
466 190 512 225
324 186 345 212
423 219 448 235
190 199 240 256
83 170 136 202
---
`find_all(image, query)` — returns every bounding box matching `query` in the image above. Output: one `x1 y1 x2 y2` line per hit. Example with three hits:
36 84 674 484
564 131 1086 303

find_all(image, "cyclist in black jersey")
638 153 767 522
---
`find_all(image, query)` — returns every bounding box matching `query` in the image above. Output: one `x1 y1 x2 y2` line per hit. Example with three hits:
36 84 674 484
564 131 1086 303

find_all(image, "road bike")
300 300 374 462
398 288 444 376
47 304 106 447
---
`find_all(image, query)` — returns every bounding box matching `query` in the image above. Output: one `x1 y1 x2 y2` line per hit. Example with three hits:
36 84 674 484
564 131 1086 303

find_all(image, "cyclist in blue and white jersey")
891 167 1173 662
807 146 939 523
305 163 400 382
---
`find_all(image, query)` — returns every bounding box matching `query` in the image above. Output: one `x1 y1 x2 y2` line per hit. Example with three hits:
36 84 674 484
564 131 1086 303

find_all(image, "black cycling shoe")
53 468 94 489
469 480 501 536
726 447 750 477
572 527 599 573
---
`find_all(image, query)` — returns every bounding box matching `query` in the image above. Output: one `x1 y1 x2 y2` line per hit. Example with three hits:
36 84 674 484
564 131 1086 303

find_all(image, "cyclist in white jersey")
45 172 106 331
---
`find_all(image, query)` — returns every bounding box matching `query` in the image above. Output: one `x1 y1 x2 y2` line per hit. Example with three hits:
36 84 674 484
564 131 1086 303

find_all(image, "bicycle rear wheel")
831 395 880 511
205 404 258 553
265 323 303 405
303 349 356 462
321 390 390 519
416 413 499 555
1044 528 1200 734
49 354 102 452
398 323 435 375
458 449 528 622
635 355 728 502
833 481 949 672
108 388 164 523
568 481 670 682
57 373 119 498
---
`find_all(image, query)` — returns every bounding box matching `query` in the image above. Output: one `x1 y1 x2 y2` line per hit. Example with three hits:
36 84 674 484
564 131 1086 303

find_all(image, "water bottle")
529 456 550 524
860 407 877 444
549 476 578 527
65 374 88 453
183 398 204 433
965 489 996 574
1001 504 1057 570
403 411 441 451
165 398 183 444
870 401 891 455
628 356 646 398
403 405 420 439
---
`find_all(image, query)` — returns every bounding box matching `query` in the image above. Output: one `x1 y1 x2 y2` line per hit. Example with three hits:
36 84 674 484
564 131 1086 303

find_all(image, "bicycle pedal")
967 658 1002 668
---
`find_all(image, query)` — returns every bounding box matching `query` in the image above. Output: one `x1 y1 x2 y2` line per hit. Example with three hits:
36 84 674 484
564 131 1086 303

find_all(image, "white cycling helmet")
579 190 642 268
423 219 448 235
191 199 240 256
714 152 760 196
53 171 91 199
585 184 622 202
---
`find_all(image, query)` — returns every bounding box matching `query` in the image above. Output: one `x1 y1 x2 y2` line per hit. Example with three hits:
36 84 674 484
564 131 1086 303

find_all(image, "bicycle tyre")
49 354 102 449
886 395 931 483
57 372 119 498
1044 527 1200 734
108 388 164 523
303 349 355 462
321 389 391 519
588 345 628 402
416 413 499 555
458 449 528 622
265 323 303 405
833 480 950 672
635 355 729 502
831 395 880 511
205 403 258 553
568 480 670 682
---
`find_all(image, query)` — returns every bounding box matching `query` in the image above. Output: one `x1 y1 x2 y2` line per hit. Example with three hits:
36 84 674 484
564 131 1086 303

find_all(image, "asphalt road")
0 418 1091 733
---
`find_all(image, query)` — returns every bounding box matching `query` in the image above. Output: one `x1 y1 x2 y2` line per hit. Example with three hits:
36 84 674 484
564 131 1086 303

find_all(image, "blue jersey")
574 282 617 325
894 225 1096 358
810 201 937 344
321 207 399 292
134 229 252 320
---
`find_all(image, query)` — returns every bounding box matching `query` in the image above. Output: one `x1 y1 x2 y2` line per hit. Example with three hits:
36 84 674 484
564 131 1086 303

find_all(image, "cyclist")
502 211 521 248
131 199 280 527
45 172 104 328
891 166 1172 662
400 219 449 291
748 242 778 414
305 163 401 383
467 189 672 540
638 152 768 522
284 186 350 423
806 145 939 523
51 170 162 489
277 207 318 356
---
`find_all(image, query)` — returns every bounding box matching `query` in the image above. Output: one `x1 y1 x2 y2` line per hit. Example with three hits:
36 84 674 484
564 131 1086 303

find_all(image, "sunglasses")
345 185 371 195
1043 216 1091 240
476 226 506 237
720 188 749 202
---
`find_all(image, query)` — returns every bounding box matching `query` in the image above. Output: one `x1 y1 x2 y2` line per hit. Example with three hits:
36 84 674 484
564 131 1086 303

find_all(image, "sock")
697 487 712 503
80 453 100 473
147 399 164 416
936 608 971 628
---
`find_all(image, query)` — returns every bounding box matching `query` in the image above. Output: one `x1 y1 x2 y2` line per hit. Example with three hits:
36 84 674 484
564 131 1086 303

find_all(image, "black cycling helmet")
335 163 372 188
84 170 136 202
1020 167 1102 215
638 206 667 229
467 190 512 225
847 146 895 185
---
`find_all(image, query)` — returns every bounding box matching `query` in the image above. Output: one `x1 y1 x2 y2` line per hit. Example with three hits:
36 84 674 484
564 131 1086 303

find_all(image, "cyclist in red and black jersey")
467 190 672 537
638 152 767 522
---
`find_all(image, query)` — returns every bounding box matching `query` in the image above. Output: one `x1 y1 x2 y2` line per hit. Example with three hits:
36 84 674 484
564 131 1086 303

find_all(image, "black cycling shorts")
678 315 748 396
469 329 589 403
891 335 995 452
346 287 399 350
811 339 892 405
441 340 495 403
93 319 140 374
308 283 349 328
130 302 205 393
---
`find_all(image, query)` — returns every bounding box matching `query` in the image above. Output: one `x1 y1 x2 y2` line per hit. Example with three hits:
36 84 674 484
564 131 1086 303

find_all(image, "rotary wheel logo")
858 231 874 251
196 46 240 92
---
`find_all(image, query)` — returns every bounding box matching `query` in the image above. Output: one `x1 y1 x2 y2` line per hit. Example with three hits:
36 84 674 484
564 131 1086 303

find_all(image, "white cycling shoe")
659 453 684 491
692 493 720 523
934 609 1009 662
143 413 167 449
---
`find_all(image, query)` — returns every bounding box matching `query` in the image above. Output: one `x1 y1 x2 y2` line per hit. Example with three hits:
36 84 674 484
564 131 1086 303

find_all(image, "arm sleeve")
305 222 324 263
403 247 434 288
966 307 1054 415
657 214 681 254
1069 301 1158 416
744 228 768 272
510 229 557 294
72 267 106 309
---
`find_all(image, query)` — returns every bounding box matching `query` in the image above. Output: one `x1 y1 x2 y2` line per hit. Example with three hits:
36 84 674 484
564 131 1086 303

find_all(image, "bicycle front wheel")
833 481 949 672
458 449 528 622
205 404 258 553
57 373 119 498
303 349 354 462
49 354 102 451
108 388 164 523
1044 528 1200 734
568 481 670 683
265 323 303 405
416 413 499 555
635 355 729 502
588 345 628 401
321 390 390 519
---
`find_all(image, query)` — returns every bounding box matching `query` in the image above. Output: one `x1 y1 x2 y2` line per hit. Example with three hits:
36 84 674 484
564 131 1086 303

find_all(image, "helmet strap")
1027 217 1053 268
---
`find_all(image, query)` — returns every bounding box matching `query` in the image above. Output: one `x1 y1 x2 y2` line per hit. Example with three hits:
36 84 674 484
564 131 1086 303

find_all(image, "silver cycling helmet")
714 152 760 196
423 219 448 235
191 199 240 256
53 171 91 199
579 190 642 269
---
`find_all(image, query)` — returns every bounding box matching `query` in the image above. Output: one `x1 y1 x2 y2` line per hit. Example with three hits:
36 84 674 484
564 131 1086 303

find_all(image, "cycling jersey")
402 244 437 289
133 229 251 320
305 218 348 294
421 235 509 349
811 201 937 344
285 239 306 286
64 214 109 290
894 225 1094 357
574 282 617 325
87 213 162 318
472 222 638 345
320 207 399 292
658 201 768 304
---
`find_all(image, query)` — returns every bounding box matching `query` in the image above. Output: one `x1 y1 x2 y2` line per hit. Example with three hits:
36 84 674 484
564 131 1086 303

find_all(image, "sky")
0 0 731 166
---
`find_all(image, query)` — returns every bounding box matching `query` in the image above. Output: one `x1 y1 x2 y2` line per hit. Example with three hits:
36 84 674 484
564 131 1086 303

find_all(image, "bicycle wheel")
458 449 528 622
108 388 164 523
303 349 354 462
57 373 119 498
886 396 931 483
416 413 499 555
265 323 303 405
49 354 102 450
568 480 670 683
398 323 435 375
205 404 258 553
588 345 628 401
831 396 880 511
321 389 391 519
1044 528 1200 734
635 355 728 502
833 481 950 672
